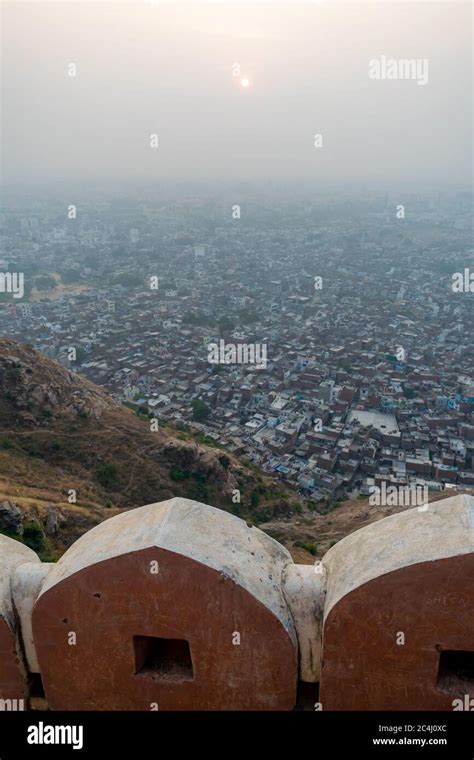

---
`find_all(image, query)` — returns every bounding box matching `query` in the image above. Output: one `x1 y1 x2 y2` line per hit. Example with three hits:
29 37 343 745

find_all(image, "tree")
239 309 258 324
250 489 261 508
218 454 230 469
218 316 235 334
61 269 81 285
35 275 56 291
114 273 142 287
23 521 47 553
191 399 210 422
96 463 119 488
183 311 214 326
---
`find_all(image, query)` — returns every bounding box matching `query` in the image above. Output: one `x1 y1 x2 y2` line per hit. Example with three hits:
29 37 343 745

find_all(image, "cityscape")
1 188 473 508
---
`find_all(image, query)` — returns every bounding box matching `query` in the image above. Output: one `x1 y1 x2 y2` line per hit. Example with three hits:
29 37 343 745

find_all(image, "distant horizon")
2 176 473 196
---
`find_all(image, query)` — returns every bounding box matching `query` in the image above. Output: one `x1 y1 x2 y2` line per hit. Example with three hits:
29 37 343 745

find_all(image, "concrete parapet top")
39 497 296 639
322 493 474 620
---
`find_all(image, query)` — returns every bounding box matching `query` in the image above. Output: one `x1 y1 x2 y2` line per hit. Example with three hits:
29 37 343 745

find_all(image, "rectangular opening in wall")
295 681 320 711
28 672 46 710
437 649 474 697
133 636 194 682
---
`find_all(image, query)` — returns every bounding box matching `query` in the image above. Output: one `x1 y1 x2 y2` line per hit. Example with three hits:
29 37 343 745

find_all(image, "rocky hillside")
0 340 308 560
0 340 463 564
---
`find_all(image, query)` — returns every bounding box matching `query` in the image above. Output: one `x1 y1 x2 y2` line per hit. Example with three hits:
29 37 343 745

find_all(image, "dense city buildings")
1 189 473 508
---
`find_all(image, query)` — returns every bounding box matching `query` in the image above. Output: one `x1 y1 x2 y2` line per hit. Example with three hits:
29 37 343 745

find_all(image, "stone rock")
44 507 59 536
0 501 24 535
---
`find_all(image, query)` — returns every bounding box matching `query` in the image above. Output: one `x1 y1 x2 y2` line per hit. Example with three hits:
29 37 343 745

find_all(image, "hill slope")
0 340 307 558
0 339 463 563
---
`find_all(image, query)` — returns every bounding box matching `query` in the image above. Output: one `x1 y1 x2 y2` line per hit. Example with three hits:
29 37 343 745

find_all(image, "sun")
240 77 250 88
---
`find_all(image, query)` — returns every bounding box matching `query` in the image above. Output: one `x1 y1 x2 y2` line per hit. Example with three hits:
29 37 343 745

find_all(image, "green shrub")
22 521 55 560
23 521 45 553
191 481 209 501
191 399 210 422
169 467 189 481
295 541 318 556
250 489 260 508
96 462 119 488
6 368 21 383
273 500 292 517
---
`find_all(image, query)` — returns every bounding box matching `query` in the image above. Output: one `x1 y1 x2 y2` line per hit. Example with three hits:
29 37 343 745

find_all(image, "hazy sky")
1 0 472 189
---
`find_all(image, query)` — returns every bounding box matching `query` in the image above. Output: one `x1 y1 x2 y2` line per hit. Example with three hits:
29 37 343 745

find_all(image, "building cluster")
1 191 473 505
